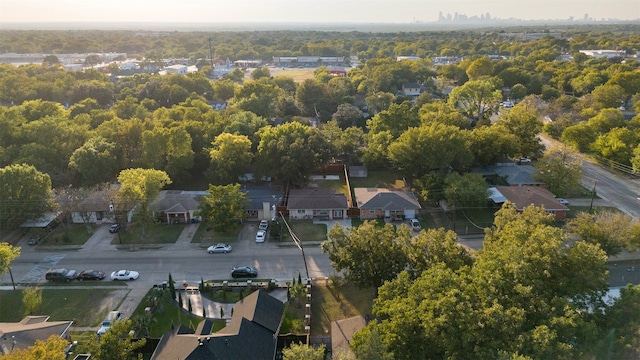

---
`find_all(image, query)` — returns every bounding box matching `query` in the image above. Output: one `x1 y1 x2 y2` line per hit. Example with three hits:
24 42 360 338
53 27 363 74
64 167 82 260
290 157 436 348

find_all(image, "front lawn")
286 221 328 243
42 224 96 246
0 288 125 326
191 220 241 244
113 222 186 244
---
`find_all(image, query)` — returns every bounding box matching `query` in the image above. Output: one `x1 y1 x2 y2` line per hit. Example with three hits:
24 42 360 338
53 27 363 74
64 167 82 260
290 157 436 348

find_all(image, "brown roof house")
150 190 206 224
70 185 134 224
491 186 569 220
331 315 370 359
0 316 72 354
150 289 284 360
354 188 421 220
286 188 348 220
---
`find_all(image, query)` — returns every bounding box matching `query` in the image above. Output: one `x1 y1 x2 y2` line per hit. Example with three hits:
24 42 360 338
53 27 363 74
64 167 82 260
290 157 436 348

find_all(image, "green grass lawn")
131 288 221 338
0 288 126 326
113 222 186 244
191 220 241 244
41 224 96 246
349 169 404 189
287 221 328 242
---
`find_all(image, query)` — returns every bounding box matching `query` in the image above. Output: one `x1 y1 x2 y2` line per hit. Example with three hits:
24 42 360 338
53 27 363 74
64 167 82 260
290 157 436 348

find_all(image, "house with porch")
150 190 205 224
354 188 421 220
490 186 569 220
286 188 348 220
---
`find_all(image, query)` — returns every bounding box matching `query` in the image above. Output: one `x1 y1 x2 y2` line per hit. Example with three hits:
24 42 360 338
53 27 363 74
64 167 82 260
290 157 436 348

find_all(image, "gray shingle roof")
354 188 421 210
287 188 348 210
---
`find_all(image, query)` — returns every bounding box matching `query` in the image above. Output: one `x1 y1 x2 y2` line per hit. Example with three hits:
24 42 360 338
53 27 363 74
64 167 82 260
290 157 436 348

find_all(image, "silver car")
207 243 232 254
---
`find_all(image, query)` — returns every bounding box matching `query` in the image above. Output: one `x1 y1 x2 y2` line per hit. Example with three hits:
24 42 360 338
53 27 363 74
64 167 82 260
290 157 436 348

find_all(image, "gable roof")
494 186 569 211
242 187 284 211
493 164 543 186
354 188 421 211
287 188 348 210
0 316 72 354
151 289 284 360
331 316 368 358
151 190 205 213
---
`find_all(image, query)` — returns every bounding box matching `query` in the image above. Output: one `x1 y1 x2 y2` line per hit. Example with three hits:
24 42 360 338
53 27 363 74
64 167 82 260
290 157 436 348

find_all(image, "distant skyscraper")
584 13 589 21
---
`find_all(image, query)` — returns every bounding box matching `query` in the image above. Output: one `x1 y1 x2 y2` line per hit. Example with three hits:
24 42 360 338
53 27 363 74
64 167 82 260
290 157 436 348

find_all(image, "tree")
367 102 419 139
598 284 640 359
117 168 171 234
561 122 597 152
405 227 472 276
443 172 490 209
196 183 249 232
495 105 544 158
0 243 21 280
565 210 640 256
251 66 271 80
68 137 119 186
332 103 363 129
78 319 146 360
365 91 395 114
591 84 626 109
387 123 472 179
448 79 502 121
22 287 43 316
295 78 325 117
351 321 394 360
282 342 325 360
0 335 68 360
257 122 331 186
466 56 494 80
359 202 609 359
533 146 583 195
322 221 409 290
467 125 518 166
0 164 52 229
208 133 253 183
42 55 60 66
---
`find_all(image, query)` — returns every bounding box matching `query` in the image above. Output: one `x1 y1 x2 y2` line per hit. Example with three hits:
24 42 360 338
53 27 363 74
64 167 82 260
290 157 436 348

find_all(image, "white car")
259 220 269 230
97 311 121 336
409 219 421 232
256 230 266 243
207 243 232 254
556 198 570 206
517 157 532 164
110 269 139 281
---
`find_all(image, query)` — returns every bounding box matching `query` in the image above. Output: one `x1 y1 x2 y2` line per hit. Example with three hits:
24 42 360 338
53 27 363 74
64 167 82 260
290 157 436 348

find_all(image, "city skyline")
1 0 639 27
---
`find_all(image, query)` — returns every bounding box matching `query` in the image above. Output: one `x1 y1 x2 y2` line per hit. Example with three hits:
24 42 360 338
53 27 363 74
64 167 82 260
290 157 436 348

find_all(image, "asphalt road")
5 222 332 318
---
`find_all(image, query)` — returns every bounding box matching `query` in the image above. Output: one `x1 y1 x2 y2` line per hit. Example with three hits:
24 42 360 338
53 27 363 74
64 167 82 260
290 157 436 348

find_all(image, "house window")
369 209 375 214
297 209 305 214
96 211 103 220
333 210 342 218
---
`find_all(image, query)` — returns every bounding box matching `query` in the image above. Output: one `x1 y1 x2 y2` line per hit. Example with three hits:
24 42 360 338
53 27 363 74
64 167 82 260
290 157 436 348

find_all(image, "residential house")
490 163 545 187
490 186 569 220
70 185 134 224
331 315 369 359
286 188 348 220
0 316 72 354
401 82 424 98
242 187 284 221
150 190 205 224
163 64 187 75
354 188 422 220
150 289 284 360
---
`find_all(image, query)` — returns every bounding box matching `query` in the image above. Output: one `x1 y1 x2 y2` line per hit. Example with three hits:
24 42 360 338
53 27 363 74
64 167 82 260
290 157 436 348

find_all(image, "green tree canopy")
208 133 253 183
0 164 52 229
196 183 249 232
322 221 410 290
533 146 583 195
117 168 171 232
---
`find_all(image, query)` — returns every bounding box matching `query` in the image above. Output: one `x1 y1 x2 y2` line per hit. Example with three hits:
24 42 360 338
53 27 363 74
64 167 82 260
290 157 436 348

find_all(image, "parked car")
110 269 139 281
556 198 570 206
45 268 77 282
27 235 41 245
409 218 421 232
97 311 121 336
109 224 121 233
500 101 515 108
259 220 269 230
256 230 266 243
231 266 258 278
77 270 106 281
207 243 232 254
517 157 532 164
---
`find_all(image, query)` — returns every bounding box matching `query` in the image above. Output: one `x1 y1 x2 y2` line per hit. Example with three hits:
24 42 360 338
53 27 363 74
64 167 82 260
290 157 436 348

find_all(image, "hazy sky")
1 0 639 25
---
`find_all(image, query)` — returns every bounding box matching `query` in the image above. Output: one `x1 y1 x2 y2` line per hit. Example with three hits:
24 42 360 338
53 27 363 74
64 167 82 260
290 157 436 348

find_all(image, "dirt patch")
93 289 130 324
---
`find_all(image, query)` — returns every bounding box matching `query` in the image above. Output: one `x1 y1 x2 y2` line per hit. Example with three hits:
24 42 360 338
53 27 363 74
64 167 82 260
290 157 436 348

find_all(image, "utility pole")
589 181 597 213
208 37 214 69
279 212 310 282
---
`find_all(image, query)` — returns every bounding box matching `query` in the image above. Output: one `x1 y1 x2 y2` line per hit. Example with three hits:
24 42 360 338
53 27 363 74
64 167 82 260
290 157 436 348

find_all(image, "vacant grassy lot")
191 220 242 244
0 288 127 326
113 222 186 244
286 221 328 243
285 282 376 336
269 68 315 82
131 288 222 338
